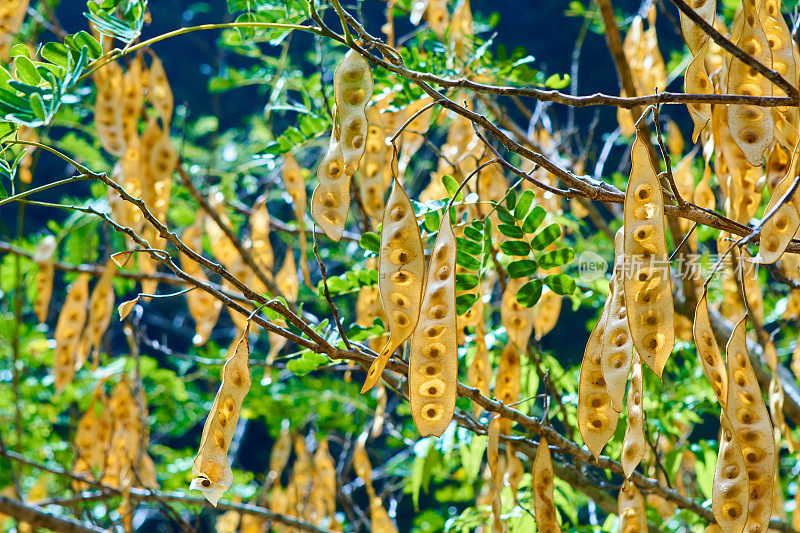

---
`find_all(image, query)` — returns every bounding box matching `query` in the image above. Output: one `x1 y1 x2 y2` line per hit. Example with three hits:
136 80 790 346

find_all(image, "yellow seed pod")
665 120 684 160
506 445 524 494
685 43 713 143
147 120 176 219
275 247 299 304
52 273 90 391
601 229 633 412
713 413 749 533
147 53 174 124
268 422 292 483
282 153 312 287
577 286 619 460
398 96 436 175
352 433 375 498
215 508 240 533
486 414 503 533
533 289 561 341
362 178 424 393
32 235 56 324
333 50 373 176
191 328 252 506
249 195 275 274
120 55 144 144
725 315 775 533
623 128 675 378
621 355 645 478
313 439 337 518
449 0 473 59
467 327 491 416
94 62 126 156
180 219 223 345
408 211 457 437
371 382 387 437
761 0 796 107
694 158 716 210
532 436 561 533
494 343 520 435
765 143 791 192
501 277 534 348
426 0 450 38
679 0 716 55
693 291 728 407
727 11 774 166
311 126 349 241
618 480 647 533
370 496 400 533
617 91 636 137
757 164 800 264
359 107 390 221
81 259 118 369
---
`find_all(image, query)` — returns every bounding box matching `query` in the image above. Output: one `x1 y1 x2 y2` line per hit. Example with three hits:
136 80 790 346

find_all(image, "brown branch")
0 495 105 533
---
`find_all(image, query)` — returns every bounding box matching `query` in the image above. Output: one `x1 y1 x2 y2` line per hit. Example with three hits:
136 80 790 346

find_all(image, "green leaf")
41 42 71 69
456 293 479 315
457 237 482 256
500 240 530 257
13 56 41 85
463 226 482 241
514 190 535 220
496 206 515 225
424 210 440 233
504 190 516 210
544 273 576 295
507 259 537 278
455 273 479 291
29 93 47 121
517 279 543 307
530 223 561 250
456 250 481 270
359 232 380 254
497 224 523 239
442 174 463 201
72 31 103 59
9 44 30 59
537 248 574 269
521 205 546 234
544 73 571 89
286 351 329 375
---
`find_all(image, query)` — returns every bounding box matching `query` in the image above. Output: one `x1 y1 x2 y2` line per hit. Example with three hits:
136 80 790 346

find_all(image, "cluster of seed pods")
32 235 56 324
180 217 223 345
53 274 90 391
680 0 715 140
532 436 561 533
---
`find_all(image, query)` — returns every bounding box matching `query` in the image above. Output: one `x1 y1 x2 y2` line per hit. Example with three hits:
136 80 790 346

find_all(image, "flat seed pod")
352 433 375 498
268 422 292 483
147 120 176 220
618 480 648 533
680 0 716 55
81 259 118 369
333 50 373 176
693 291 728 407
577 287 619 460
180 220 222 345
359 107 390 221
621 355 645 478
53 274 89 392
313 439 337 518
275 247 299 304
311 128 349 241
426 0 449 38
369 496 399 533
282 152 311 286
191 327 252 506
33 235 56 323
727 12 774 166
147 53 173 124
467 327 491 416
684 41 713 142
757 157 800 264
533 289 561 341
761 0 797 106
694 158 716 210
601 228 633 412
94 62 126 157
501 277 534 348
532 436 561 533
249 195 275 274
487 414 504 533
362 178 424 393
623 128 675 378
494 343 520 434
120 55 144 144
408 211 457 437
506 445 524 494
713 413 749 533
725 315 774 533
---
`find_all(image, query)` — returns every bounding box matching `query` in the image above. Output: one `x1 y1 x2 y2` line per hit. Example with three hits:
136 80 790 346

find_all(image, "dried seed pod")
623 128 675 378
680 0 716 55
275 247 299 304
761 0 797 106
725 315 774 533
369 496 399 533
352 433 375 498
577 286 619 460
601 228 633 412
146 118 176 220
713 413 749 533
80 259 118 369
467 326 491 416
487 414 504 533
191 328 252 506
426 0 449 38
362 178 424 393
53 274 89 392
532 436 561 533
621 355 645 478
33 235 56 323
727 12 774 166
757 160 800 264
268 421 292 483
533 289 561 341
311 126 349 241
282 152 311 285
180 219 223 345
94 62 126 156
618 480 648 533
693 291 728 407
333 50 373 176
494 344 520 435
371 382 387 437
147 53 173 124
358 106 390 222
313 439 337 518
501 277 534 348
408 211 457 437
249 195 275 275
120 55 144 144
685 41 713 142
694 157 716 211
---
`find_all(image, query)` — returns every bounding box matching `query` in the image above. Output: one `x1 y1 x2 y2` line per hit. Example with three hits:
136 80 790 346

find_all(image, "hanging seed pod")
501 277 534 349
333 50 373 176
618 480 648 532
369 496 400 533
282 153 311 286
684 42 713 142
249 195 275 275
487 414 504 533
693 291 728 407
532 436 561 533
727 11 774 166
53 274 90 391
577 286 619 460
79 260 118 370
147 53 173 124
694 157 716 211
311 123 349 242
268 421 292 484
32 235 56 324
725 315 774 533
120 55 144 145
147 118 176 220
761 0 797 106
313 439 337 519
467 326 491 416
180 219 223 345
679 0 716 55
359 106 390 222
623 128 675 378
426 0 449 37
371 382 387 437
757 155 800 264
94 62 126 156
601 228 633 412
352 433 375 498
621 355 645 478
275 247 299 304
362 178 424 393
533 289 561 341
494 343 520 435
191 327 252 506
713 413 749 533
408 210 458 437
